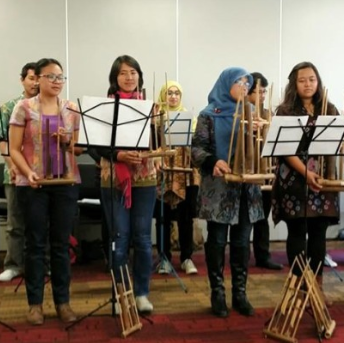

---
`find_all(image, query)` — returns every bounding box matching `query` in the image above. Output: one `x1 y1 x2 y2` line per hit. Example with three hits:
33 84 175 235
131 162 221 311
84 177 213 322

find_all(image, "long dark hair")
278 62 324 114
107 55 143 96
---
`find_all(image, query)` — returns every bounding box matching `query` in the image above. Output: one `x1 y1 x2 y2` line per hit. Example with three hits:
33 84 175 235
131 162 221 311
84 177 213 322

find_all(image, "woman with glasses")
192 67 264 318
9 58 81 325
154 81 200 275
97 55 157 313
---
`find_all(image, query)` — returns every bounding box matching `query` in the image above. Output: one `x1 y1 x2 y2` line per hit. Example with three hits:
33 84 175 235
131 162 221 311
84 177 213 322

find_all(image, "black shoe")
256 259 283 270
211 291 229 318
232 294 255 317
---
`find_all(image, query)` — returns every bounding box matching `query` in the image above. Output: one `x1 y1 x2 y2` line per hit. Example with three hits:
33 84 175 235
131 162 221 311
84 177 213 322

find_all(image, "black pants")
156 186 198 263
252 191 271 264
285 217 329 276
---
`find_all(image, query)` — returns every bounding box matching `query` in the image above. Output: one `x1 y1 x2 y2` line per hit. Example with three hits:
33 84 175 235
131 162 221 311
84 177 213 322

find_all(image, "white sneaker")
157 260 172 274
181 259 198 274
0 269 21 282
135 296 153 313
324 254 338 268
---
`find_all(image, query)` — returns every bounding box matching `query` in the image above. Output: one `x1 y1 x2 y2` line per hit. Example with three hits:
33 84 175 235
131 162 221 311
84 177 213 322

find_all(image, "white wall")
1 0 344 244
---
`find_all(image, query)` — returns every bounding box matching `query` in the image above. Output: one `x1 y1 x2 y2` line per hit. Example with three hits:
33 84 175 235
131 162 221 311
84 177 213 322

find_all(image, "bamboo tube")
244 98 254 173
227 94 242 166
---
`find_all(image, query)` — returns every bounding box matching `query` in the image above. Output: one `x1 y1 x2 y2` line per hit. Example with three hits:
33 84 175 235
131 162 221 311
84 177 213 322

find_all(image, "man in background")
0 62 38 281
247 72 283 271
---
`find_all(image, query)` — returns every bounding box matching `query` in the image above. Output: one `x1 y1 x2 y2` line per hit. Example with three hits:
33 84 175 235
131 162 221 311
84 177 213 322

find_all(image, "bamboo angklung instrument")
45 118 53 180
111 266 142 338
224 93 274 184
317 87 344 191
139 74 176 159
38 125 76 186
260 83 276 190
263 254 336 343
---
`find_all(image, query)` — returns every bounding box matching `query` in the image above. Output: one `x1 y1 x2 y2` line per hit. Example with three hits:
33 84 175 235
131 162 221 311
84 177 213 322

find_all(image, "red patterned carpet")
1 306 344 343
0 246 344 342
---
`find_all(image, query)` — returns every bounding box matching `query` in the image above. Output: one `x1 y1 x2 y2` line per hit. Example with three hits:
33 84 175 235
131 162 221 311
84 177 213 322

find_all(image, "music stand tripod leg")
157 155 187 293
0 318 16 332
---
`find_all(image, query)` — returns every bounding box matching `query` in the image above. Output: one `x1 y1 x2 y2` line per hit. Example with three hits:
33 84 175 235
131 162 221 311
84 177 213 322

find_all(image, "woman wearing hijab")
192 68 264 318
155 81 200 275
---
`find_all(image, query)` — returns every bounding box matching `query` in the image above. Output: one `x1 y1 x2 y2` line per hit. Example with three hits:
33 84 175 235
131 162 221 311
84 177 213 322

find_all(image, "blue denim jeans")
17 185 79 305
101 186 156 296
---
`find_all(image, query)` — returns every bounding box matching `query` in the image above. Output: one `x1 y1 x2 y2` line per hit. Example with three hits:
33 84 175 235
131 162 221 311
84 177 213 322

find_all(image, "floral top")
271 104 339 225
157 146 201 207
0 94 24 184
191 113 264 225
9 95 81 186
100 156 157 188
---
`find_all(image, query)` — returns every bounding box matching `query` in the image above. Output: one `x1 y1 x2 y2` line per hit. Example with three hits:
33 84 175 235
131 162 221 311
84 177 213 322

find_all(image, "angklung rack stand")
0 109 16 332
261 115 344 342
65 95 153 337
263 254 335 343
155 110 195 293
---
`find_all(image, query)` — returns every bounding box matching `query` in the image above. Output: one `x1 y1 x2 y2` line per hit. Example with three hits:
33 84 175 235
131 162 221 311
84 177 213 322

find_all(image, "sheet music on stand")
164 111 195 147
78 95 154 149
308 115 344 155
261 116 309 157
262 115 344 157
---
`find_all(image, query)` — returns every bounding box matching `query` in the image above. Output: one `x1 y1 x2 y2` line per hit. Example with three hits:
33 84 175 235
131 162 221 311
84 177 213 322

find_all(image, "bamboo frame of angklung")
110 265 142 338
140 72 176 160
299 257 336 339
37 115 76 186
264 255 335 342
224 92 274 184
259 82 276 191
315 87 344 191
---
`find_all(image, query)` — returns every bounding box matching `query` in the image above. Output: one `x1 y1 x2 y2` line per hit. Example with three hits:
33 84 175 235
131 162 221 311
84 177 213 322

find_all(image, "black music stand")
0 108 16 332
262 115 344 281
65 95 153 331
156 111 195 292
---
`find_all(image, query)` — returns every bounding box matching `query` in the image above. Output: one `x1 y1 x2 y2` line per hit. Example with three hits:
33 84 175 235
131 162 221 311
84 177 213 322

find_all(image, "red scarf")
110 90 143 208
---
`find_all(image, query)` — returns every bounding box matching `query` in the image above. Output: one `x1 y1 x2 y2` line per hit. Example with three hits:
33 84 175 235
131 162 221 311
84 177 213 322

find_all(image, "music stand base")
65 297 116 331
158 252 188 293
0 319 16 332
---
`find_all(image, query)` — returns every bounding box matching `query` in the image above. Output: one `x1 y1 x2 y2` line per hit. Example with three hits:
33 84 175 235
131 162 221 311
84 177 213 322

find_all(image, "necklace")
304 103 314 116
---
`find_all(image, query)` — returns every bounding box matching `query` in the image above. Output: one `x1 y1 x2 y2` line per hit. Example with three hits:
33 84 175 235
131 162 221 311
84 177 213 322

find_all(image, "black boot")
230 245 254 317
205 242 229 318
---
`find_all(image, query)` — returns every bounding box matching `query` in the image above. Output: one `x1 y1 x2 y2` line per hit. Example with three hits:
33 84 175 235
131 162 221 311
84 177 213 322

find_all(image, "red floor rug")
1 305 344 343
1 248 342 286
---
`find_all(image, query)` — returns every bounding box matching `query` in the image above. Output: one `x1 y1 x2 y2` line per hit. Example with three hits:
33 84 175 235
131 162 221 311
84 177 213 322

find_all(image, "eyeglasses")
252 89 268 95
235 80 250 88
167 91 181 97
39 74 67 83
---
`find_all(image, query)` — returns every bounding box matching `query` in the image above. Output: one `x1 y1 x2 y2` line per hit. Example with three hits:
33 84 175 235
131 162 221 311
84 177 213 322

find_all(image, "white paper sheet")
261 116 309 157
78 95 153 148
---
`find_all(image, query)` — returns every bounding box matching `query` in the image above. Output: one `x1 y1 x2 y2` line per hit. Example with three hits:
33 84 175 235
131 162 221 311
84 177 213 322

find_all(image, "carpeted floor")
1 306 344 343
0 242 344 342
